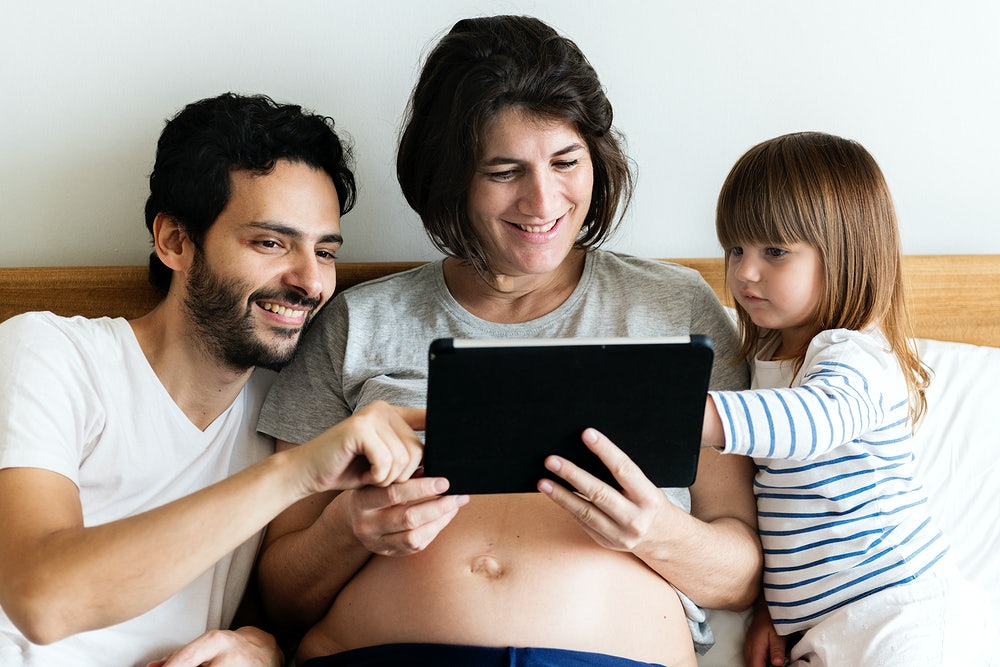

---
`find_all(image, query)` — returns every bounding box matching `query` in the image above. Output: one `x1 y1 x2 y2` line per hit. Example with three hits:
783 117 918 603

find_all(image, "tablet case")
424 335 713 495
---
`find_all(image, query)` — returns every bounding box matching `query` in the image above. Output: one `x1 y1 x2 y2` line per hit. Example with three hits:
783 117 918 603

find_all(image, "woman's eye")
554 159 579 170
488 170 516 182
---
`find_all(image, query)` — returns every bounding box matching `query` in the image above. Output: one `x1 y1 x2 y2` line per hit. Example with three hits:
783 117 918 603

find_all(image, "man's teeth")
516 220 557 233
260 302 305 319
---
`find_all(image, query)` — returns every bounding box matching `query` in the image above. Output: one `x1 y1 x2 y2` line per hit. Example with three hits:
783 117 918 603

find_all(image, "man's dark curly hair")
144 92 356 295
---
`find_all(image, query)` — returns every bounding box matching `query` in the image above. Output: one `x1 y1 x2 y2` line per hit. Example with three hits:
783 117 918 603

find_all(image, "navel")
470 554 505 579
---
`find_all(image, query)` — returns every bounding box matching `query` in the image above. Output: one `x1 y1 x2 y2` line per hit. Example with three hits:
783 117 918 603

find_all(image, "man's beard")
184 252 321 372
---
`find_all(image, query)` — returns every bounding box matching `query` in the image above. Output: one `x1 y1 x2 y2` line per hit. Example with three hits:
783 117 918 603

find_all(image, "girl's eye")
765 247 787 258
730 246 744 256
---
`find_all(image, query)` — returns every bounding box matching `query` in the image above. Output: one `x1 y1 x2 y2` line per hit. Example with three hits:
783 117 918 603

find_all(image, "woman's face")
466 107 594 279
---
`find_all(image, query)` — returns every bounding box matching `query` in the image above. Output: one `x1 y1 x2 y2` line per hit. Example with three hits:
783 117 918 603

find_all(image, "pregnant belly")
298 494 696 666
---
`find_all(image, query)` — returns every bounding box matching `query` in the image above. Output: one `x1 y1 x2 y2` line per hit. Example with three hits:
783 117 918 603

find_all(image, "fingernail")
538 480 553 494
583 428 598 444
433 478 449 493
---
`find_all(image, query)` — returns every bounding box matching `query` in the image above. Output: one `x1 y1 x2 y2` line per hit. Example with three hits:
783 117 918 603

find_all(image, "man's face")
184 159 343 371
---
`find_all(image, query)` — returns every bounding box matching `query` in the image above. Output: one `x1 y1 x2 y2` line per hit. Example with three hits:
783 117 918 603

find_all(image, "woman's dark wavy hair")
144 92 356 295
396 15 634 275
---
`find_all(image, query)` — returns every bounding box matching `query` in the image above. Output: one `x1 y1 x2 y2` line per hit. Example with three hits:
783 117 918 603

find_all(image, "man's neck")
129 301 254 431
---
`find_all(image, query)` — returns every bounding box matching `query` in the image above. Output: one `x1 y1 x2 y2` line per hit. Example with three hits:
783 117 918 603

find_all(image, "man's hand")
295 401 425 494
345 476 469 556
146 626 281 667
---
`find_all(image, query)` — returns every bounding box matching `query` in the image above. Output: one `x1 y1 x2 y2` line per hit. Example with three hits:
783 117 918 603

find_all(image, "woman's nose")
518 171 560 220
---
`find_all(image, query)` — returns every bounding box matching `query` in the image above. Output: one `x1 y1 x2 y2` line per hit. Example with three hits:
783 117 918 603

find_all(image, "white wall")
1 0 998 268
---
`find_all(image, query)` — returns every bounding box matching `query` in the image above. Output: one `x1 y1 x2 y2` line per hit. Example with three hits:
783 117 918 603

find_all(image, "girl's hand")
743 597 788 667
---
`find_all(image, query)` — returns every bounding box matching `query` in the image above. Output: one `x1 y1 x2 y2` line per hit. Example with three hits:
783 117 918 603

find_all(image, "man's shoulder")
2 310 123 332
1 312 128 353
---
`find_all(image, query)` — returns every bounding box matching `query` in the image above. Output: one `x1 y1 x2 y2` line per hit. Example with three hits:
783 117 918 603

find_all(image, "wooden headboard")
1 255 998 347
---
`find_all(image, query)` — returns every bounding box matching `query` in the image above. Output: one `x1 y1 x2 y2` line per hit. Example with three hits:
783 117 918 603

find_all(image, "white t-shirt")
0 312 275 667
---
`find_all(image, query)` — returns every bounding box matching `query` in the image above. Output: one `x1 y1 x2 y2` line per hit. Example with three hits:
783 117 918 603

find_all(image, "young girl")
701 132 996 666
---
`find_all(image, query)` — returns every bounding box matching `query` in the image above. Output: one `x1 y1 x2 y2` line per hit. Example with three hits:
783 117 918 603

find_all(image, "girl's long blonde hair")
716 131 929 425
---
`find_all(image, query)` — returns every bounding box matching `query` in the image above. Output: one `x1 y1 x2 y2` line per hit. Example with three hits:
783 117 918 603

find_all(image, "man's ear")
152 213 195 272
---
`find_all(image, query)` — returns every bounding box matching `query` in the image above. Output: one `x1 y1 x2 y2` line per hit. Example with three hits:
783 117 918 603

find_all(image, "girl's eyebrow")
480 142 587 167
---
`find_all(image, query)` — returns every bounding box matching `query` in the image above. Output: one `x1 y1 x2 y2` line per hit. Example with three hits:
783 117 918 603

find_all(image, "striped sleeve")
709 329 902 461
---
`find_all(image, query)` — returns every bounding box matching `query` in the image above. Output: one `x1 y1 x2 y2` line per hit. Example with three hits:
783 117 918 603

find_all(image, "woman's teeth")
516 220 557 233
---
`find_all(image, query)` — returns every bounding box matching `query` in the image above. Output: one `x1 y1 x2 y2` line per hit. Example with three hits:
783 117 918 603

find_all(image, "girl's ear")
152 213 195 272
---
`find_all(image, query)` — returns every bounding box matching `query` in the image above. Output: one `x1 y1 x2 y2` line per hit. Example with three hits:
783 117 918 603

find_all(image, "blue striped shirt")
709 328 948 633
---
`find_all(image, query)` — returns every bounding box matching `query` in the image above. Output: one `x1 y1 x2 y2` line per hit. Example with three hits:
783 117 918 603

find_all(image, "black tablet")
423 335 713 495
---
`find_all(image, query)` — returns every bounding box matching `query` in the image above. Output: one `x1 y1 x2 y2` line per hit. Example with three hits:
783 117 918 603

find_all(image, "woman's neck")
442 250 586 324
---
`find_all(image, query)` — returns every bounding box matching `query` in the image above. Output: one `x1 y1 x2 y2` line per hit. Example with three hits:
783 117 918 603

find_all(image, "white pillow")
911 338 1000 616
697 337 1000 666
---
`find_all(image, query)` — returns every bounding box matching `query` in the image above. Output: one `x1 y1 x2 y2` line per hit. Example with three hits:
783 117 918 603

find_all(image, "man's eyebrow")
247 221 343 245
480 142 587 167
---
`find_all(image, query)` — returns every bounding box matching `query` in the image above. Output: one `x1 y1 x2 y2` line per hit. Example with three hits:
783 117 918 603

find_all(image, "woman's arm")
257 440 468 633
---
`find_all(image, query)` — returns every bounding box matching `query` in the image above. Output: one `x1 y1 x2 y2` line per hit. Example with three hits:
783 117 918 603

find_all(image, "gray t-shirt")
260 250 747 444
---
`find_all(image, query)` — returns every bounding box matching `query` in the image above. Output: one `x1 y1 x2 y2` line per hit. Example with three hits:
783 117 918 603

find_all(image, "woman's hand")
146 626 281 667
537 427 668 552
345 477 469 556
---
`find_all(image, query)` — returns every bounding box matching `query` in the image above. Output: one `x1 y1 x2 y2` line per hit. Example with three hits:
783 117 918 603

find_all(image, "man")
0 93 423 666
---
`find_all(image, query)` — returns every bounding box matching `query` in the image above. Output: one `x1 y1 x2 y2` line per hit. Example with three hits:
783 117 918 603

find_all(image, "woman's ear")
152 213 194 272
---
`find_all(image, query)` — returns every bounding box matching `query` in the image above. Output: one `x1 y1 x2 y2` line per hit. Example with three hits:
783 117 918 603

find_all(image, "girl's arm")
706 329 902 461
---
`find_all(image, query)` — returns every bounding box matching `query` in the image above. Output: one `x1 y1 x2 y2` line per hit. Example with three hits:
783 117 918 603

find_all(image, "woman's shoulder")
589 250 706 288
334 261 443 310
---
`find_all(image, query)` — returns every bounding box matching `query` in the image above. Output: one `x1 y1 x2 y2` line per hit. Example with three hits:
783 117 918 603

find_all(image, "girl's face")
727 241 825 355
465 107 594 279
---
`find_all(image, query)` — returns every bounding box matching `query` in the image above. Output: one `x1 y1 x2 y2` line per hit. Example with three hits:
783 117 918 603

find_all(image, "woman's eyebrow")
480 142 587 166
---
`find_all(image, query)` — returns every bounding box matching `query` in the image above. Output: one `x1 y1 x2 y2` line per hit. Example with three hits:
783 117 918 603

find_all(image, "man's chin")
252 333 304 371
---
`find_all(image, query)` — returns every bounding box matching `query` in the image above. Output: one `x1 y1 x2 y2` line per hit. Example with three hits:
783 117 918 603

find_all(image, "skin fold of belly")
297 493 697 666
